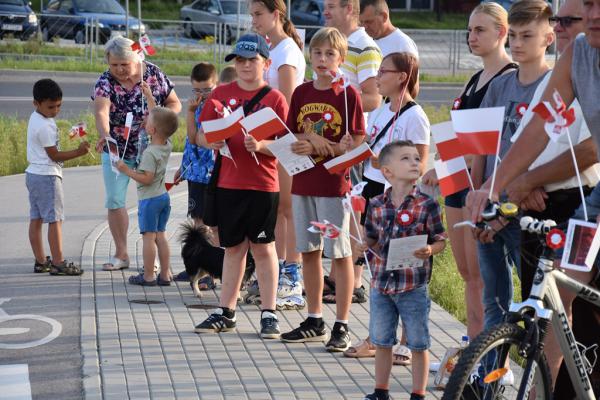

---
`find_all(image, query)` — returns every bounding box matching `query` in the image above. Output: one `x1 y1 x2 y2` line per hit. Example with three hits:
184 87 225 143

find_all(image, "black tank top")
453 62 518 110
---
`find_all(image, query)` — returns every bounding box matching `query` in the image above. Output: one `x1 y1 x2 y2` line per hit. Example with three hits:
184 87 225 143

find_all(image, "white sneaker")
429 361 441 373
277 278 302 298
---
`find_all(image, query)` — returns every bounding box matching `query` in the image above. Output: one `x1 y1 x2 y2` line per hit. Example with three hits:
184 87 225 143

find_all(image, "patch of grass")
0 112 187 176
421 73 471 84
391 11 468 30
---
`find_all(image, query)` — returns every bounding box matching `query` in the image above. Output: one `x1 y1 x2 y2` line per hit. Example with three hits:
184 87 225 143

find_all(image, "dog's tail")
179 221 215 250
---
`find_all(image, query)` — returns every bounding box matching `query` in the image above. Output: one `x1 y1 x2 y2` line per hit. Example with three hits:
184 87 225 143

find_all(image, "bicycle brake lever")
453 221 488 230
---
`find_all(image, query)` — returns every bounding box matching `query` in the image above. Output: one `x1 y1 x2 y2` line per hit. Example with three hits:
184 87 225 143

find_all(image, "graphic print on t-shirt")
294 103 343 163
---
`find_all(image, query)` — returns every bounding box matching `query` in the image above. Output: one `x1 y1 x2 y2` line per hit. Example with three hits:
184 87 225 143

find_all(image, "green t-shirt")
136 140 172 200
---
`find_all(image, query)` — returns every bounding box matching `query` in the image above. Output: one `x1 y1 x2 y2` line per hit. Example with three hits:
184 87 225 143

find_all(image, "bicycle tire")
442 323 553 400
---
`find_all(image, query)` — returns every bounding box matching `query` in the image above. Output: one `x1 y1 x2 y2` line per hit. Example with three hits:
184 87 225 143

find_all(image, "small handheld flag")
450 107 504 155
69 122 87 139
239 107 288 141
532 89 576 142
203 107 244 143
323 143 374 174
434 156 472 197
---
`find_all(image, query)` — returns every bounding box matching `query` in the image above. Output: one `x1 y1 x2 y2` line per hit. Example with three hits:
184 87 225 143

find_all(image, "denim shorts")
138 192 171 233
102 152 136 210
369 284 431 351
26 172 64 223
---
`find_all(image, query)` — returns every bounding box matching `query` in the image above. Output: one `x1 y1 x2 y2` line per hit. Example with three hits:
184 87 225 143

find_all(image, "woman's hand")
116 160 128 173
95 137 107 153
291 140 313 156
141 82 156 109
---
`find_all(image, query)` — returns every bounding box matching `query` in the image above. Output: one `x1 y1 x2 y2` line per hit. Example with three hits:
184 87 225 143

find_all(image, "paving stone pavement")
80 191 467 400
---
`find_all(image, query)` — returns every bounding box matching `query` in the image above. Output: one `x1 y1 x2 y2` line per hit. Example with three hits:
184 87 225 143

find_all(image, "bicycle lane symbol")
0 298 62 350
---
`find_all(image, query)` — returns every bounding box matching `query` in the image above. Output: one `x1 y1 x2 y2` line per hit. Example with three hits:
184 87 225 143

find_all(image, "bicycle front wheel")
442 323 552 400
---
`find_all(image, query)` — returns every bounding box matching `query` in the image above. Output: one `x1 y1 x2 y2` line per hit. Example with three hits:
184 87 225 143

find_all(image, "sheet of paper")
386 235 428 270
105 137 120 176
561 218 597 272
266 133 314 176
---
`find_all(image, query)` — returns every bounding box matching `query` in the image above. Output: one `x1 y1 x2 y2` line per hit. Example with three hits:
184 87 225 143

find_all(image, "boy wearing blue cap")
190 33 289 339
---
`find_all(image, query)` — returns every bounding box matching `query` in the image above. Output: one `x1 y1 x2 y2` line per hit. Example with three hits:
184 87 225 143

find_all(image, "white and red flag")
239 107 288 141
532 89 576 142
324 143 375 174
434 156 472 197
450 106 504 155
123 112 133 140
202 107 245 144
68 122 87 139
431 121 463 161
132 34 156 59
308 221 340 239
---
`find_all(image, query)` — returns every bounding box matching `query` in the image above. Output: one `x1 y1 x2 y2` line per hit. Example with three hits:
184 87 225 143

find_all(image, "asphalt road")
0 69 462 119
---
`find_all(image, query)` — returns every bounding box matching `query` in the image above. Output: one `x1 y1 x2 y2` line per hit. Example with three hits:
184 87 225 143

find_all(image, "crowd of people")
23 0 600 398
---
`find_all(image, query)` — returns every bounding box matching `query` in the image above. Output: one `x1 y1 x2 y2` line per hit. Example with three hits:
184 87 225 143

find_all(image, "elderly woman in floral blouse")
93 35 181 271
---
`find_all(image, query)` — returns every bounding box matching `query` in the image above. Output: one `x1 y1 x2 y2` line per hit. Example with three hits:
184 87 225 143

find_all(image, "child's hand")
188 95 201 113
355 241 369 254
414 245 432 260
244 135 261 153
116 160 128 173
95 137 106 153
421 168 438 186
291 140 313 156
209 140 225 150
340 133 353 152
307 134 335 157
78 140 91 155
370 155 380 169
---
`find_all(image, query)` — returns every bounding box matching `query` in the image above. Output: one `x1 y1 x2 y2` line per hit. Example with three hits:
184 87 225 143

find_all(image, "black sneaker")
34 256 51 273
364 393 391 400
260 311 281 339
194 309 236 333
280 318 329 343
326 322 351 352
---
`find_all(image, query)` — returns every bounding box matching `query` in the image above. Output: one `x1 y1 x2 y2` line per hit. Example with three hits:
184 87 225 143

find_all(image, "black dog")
179 222 255 297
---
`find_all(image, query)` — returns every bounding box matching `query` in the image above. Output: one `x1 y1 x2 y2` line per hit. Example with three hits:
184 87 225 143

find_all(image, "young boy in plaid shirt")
360 140 447 400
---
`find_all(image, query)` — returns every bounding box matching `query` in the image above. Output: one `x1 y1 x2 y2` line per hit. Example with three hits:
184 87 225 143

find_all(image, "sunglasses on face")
549 15 583 28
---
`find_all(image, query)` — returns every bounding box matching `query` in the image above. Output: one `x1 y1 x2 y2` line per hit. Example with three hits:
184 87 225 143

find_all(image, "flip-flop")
392 344 412 366
102 257 130 271
343 338 376 358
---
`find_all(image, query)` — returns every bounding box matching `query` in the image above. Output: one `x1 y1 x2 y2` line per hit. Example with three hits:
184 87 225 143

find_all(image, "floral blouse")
92 62 174 161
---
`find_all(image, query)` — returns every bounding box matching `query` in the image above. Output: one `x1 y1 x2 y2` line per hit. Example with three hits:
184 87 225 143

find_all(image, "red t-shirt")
199 81 288 192
287 82 365 197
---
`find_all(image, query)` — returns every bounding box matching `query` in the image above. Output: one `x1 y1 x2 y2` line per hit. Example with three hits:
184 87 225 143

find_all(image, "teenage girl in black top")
421 2 516 341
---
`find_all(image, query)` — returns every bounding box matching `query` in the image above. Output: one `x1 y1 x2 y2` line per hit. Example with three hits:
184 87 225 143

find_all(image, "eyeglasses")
377 68 401 76
192 87 214 96
549 16 583 28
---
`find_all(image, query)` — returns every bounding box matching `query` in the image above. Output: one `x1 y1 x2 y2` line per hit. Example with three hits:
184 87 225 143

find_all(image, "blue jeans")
369 285 430 351
477 221 521 330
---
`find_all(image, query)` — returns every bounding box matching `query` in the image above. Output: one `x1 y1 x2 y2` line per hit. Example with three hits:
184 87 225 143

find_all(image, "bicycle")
442 202 600 400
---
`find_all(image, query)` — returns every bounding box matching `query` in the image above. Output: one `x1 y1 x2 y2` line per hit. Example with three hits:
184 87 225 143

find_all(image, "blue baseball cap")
224 33 270 62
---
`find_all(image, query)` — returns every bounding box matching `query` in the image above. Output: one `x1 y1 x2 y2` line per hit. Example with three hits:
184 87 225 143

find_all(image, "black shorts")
360 175 386 225
188 181 207 220
444 187 469 208
216 188 279 247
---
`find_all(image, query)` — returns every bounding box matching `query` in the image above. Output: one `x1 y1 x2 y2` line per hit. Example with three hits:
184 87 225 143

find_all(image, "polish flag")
308 221 340 239
450 107 504 155
434 156 471 197
431 121 462 161
324 143 375 174
239 107 287 141
165 182 175 191
123 112 133 140
203 107 245 143
532 89 576 142
69 122 87 139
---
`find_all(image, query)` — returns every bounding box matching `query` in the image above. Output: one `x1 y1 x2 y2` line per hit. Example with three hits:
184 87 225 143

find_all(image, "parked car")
0 0 38 41
290 0 324 43
180 0 251 44
40 0 144 44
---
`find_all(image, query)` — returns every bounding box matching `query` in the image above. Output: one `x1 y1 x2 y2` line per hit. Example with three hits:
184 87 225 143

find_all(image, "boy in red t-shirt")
280 27 366 351
192 33 289 339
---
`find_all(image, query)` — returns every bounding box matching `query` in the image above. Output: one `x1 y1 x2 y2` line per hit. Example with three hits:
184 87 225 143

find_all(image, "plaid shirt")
364 186 447 295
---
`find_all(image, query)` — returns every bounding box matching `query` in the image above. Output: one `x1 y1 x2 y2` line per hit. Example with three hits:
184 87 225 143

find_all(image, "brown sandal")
343 338 376 358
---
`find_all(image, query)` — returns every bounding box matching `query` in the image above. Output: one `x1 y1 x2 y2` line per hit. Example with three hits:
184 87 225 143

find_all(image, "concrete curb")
80 191 187 400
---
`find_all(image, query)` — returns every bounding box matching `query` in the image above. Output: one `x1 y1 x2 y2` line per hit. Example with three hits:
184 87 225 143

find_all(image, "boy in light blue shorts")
361 141 446 400
26 79 90 275
117 107 178 286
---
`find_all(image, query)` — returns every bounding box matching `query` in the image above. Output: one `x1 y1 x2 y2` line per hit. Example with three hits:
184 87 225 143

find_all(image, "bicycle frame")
509 256 600 400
